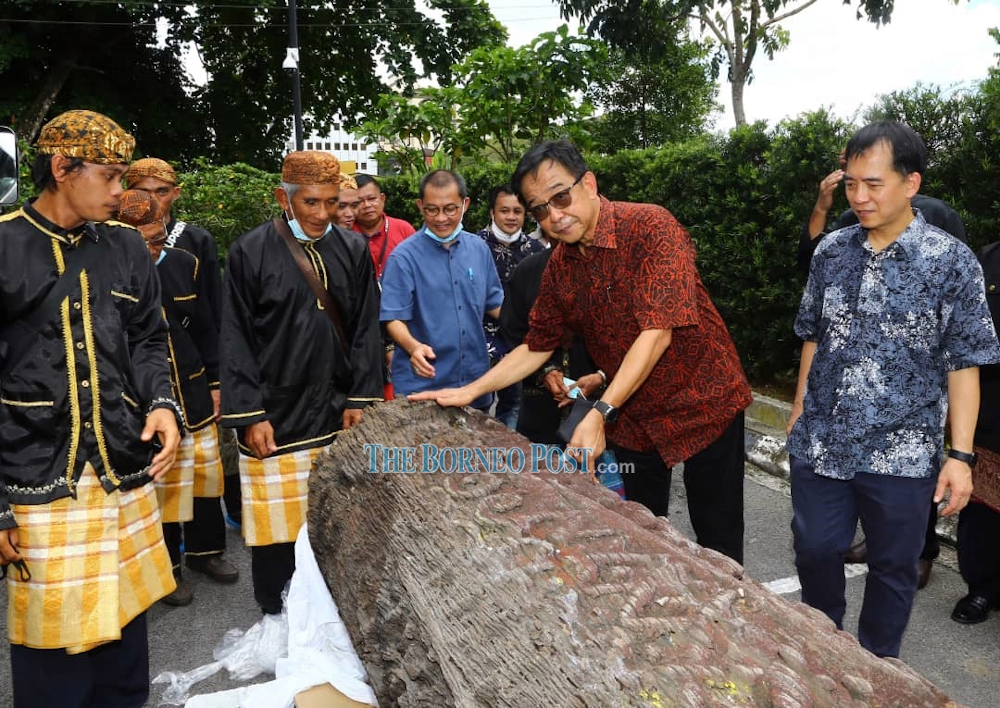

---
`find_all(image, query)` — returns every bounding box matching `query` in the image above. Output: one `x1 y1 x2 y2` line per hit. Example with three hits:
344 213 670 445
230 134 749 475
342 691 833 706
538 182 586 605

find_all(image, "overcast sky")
485 0 1000 130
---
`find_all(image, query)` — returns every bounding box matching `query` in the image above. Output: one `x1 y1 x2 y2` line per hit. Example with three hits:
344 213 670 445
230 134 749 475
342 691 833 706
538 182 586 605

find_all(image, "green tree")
585 39 719 151
554 0 929 127
0 0 505 165
449 26 607 162
356 91 461 174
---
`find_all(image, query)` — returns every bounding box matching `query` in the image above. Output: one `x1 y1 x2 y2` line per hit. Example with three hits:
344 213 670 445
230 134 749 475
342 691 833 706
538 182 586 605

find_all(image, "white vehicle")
0 126 18 206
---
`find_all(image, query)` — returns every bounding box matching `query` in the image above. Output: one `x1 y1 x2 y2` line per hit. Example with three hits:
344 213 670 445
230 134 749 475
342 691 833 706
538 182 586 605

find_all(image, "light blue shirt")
788 211 1000 479
380 228 504 409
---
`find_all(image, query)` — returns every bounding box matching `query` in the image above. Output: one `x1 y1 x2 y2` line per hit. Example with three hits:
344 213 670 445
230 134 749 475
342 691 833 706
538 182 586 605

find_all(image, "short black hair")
418 169 467 200
488 184 517 211
511 141 588 204
845 121 927 177
354 174 381 192
32 153 85 193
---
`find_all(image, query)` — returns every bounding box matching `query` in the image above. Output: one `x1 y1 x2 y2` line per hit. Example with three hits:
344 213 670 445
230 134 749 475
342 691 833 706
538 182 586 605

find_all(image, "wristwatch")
593 400 620 424
948 448 978 467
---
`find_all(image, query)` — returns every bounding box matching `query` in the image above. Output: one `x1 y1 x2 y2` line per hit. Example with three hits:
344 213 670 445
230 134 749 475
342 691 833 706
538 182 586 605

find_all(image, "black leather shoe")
185 555 239 584
844 539 867 564
951 593 992 624
917 559 933 589
161 574 194 607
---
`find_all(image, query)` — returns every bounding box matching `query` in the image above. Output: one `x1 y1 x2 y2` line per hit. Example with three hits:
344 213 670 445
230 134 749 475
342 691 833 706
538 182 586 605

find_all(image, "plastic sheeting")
152 524 377 707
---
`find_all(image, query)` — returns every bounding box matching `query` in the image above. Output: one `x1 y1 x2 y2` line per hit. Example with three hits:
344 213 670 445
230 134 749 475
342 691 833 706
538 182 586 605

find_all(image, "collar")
23 199 100 246
854 207 923 261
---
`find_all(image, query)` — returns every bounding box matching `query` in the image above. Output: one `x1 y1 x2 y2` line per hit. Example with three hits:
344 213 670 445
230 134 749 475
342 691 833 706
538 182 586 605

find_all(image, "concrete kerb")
743 391 957 545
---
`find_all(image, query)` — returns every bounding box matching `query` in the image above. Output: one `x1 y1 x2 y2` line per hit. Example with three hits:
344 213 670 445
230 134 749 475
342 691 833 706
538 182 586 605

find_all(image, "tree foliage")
585 39 719 151
360 26 607 169
554 0 909 127
0 0 505 166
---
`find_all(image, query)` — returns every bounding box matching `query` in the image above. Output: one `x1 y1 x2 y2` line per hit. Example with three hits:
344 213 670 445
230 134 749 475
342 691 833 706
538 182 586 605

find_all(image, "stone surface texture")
308 400 961 708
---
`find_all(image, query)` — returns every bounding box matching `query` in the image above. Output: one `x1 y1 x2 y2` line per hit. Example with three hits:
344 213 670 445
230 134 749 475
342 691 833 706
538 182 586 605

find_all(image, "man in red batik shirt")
412 140 752 564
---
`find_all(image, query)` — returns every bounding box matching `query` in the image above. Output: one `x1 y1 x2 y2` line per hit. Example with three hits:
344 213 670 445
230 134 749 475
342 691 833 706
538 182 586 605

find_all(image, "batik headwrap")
118 189 163 227
339 173 358 191
35 110 135 164
281 151 340 185
125 157 177 187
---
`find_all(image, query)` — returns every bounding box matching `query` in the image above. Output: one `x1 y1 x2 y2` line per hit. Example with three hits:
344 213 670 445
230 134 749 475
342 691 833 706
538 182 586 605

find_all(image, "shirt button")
73 302 82 310
81 380 90 388
76 341 84 350
84 421 92 429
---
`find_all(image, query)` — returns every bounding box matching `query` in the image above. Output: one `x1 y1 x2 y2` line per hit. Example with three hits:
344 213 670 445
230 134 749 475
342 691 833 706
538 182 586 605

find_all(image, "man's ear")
50 154 75 183
905 170 922 199
275 186 290 213
582 170 599 199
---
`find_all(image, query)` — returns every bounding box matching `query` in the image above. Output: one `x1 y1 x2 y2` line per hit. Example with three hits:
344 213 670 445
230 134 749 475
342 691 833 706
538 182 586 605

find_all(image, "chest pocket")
110 282 140 323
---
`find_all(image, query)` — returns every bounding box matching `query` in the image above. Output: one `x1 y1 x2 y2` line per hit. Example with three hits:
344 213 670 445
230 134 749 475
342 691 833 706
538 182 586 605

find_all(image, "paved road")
1 464 997 707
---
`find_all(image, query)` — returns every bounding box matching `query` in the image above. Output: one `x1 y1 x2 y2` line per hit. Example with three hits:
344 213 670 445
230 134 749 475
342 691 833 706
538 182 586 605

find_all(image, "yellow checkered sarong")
155 432 195 523
239 446 323 546
191 425 224 498
6 464 175 653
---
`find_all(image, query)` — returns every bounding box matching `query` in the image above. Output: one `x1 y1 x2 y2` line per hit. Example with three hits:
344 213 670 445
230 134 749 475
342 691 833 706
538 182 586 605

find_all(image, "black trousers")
957 501 1000 601
162 496 228 568
223 470 242 523
612 411 745 564
11 612 148 708
251 542 296 614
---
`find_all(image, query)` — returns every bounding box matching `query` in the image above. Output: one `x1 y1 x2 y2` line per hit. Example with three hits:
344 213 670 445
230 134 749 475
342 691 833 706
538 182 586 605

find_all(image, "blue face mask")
287 205 332 242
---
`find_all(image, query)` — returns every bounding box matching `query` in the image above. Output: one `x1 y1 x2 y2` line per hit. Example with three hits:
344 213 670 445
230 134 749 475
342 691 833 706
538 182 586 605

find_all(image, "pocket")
0 391 60 448
110 282 140 323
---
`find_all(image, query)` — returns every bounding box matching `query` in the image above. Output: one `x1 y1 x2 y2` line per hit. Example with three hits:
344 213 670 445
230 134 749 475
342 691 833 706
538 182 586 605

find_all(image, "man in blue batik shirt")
786 121 1000 658
381 170 504 412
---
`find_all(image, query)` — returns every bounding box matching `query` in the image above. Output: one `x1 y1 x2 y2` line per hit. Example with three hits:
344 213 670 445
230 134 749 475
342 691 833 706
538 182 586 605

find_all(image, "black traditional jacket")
220 220 382 456
165 218 223 336
157 246 219 432
0 204 178 529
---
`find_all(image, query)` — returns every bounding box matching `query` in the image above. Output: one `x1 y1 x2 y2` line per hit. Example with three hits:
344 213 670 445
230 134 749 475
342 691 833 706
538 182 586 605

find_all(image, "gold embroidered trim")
187 367 205 380
111 290 139 303
122 392 139 409
220 409 266 420
81 273 118 485
61 296 81 493
173 294 197 302
0 398 54 407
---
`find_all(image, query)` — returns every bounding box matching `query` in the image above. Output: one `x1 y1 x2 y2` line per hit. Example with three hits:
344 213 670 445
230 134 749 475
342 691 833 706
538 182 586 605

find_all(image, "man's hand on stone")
408 387 476 408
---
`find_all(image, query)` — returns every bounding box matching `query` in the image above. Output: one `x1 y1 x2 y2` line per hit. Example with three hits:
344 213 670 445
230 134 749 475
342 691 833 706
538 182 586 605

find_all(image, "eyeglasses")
526 174 584 222
134 186 174 198
422 203 462 217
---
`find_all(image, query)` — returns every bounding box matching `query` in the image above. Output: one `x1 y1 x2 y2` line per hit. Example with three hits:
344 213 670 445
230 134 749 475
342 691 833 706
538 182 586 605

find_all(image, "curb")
744 391 957 546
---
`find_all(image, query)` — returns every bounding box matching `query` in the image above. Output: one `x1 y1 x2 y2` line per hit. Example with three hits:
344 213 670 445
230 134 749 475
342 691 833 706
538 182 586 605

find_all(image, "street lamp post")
283 0 304 151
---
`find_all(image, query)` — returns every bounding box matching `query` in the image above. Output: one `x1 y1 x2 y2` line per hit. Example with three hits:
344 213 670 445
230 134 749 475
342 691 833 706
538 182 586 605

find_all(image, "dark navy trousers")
10 612 148 708
790 455 936 658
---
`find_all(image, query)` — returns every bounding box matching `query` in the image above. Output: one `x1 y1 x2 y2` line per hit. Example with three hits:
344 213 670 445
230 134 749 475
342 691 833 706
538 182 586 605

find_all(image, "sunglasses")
527 174 584 222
